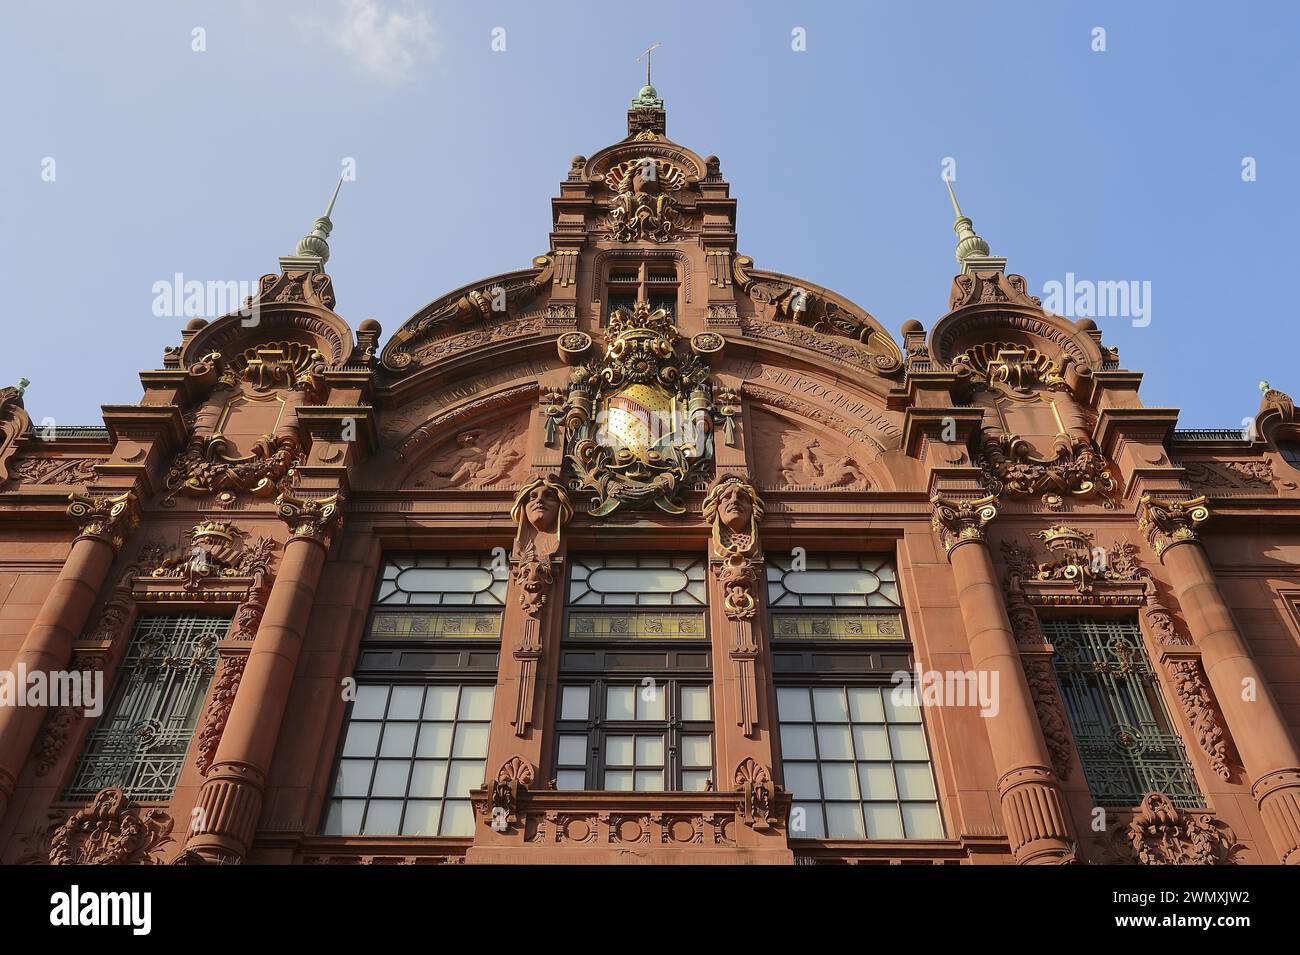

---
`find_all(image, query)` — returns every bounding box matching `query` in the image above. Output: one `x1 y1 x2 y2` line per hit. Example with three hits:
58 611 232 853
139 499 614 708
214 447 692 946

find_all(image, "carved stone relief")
406 414 529 490
749 409 872 490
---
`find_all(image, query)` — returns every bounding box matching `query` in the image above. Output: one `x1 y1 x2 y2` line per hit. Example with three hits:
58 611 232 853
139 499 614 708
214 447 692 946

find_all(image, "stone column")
1139 494 1300 864
0 491 138 823
184 492 341 863
931 496 1075 864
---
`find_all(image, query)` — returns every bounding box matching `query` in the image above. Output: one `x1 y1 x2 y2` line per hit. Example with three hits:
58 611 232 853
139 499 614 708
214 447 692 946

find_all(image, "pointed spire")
945 180 1005 275
280 175 345 274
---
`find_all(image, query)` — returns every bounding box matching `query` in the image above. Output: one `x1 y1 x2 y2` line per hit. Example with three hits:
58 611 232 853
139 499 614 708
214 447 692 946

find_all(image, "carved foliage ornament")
195 655 247 776
734 758 779 830
605 157 685 242
979 431 1116 506
1119 792 1238 865
484 757 536 829
564 304 716 516
164 432 302 505
1022 658 1074 781
1165 659 1233 781
1002 526 1141 596
147 520 277 591
45 787 174 865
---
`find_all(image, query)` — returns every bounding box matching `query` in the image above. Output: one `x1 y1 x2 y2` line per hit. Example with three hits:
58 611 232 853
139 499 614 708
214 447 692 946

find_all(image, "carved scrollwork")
67 490 140 552
1137 494 1209 559
1116 792 1239 865
605 157 685 242
565 303 716 516
978 431 1116 505
734 758 778 830
146 521 277 592
164 432 302 505
42 787 175 865
1165 659 1234 781
217 341 328 401
930 494 998 556
0 384 33 482
275 491 343 544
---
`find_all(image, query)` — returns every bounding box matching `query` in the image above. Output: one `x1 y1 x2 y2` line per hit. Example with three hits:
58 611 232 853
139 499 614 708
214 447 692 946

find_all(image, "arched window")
1277 439 1300 470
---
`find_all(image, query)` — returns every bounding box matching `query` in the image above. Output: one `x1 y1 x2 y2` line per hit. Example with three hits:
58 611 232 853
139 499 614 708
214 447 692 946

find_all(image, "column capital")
930 494 999 557
274 491 343 545
1137 493 1209 560
66 490 140 552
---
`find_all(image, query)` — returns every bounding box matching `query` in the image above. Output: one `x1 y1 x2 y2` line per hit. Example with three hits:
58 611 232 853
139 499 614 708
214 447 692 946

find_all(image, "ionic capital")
1137 493 1209 560
930 494 999 556
274 491 343 545
66 490 140 552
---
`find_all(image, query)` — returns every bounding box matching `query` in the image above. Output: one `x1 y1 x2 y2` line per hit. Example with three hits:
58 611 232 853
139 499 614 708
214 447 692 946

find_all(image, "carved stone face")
716 484 753 533
524 485 561 533
631 159 660 195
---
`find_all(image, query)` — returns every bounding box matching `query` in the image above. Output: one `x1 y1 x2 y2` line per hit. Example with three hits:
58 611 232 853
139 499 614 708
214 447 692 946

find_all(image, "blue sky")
2 0 1296 428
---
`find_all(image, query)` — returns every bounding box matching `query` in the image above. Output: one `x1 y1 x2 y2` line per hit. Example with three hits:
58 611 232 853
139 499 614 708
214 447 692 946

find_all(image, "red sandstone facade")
2 93 1299 867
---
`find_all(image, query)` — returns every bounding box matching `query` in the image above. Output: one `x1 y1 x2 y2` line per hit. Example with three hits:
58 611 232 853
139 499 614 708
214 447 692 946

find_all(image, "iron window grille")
1044 618 1203 808
64 614 226 802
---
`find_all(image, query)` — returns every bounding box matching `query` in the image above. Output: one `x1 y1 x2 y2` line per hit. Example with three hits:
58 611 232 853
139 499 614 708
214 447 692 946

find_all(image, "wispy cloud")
333 0 438 84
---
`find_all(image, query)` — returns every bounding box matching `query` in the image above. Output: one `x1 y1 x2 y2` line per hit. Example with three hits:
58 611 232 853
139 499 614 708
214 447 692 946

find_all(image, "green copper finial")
946 179 991 263
16 377 29 396
293 175 345 264
632 42 664 108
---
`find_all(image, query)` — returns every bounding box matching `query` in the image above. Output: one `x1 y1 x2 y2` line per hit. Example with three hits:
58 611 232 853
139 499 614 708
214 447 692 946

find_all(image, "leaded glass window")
375 554 509 606
556 554 713 790
64 614 226 801
567 554 707 640
1046 618 1202 808
766 554 904 641
777 685 944 840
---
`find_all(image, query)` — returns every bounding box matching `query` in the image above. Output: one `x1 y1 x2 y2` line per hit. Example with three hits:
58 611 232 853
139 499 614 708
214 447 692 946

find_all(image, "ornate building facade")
2 86 1299 866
